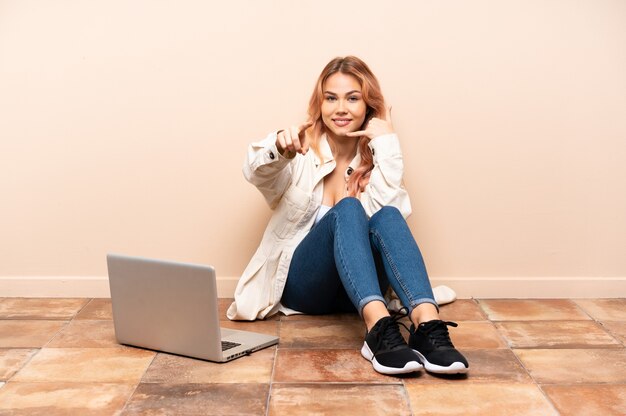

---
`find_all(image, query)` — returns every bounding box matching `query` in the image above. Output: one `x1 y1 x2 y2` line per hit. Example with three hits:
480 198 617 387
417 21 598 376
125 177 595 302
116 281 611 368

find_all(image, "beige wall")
1 0 625 297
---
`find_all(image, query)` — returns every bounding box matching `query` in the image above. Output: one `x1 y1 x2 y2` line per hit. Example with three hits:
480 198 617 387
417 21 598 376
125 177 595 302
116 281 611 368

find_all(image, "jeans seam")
333 212 363 307
370 228 415 306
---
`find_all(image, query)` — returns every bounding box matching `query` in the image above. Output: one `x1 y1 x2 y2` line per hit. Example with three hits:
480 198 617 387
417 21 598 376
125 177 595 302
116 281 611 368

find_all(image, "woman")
228 56 468 376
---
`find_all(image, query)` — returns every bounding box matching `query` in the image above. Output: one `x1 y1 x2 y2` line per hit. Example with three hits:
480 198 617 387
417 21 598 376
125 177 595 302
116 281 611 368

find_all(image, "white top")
314 204 332 225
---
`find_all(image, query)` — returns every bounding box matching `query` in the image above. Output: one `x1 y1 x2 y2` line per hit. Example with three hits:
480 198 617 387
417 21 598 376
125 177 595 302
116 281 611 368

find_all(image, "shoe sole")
414 350 469 374
361 342 423 375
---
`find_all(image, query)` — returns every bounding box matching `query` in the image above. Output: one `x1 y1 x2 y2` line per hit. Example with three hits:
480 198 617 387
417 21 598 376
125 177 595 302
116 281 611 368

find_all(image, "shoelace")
374 308 412 352
421 320 458 348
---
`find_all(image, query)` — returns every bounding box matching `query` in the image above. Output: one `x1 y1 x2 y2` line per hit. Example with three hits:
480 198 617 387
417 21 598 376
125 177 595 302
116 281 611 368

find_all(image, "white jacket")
226 131 412 320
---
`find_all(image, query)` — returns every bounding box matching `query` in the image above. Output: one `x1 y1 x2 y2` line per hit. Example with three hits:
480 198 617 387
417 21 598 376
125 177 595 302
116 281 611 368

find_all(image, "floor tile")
0 349 38 380
3 295 626 415
542 384 626 416
449 321 508 349
13 347 155 383
575 299 626 321
74 299 113 320
142 348 275 384
438 299 487 321
122 383 269 416
0 298 89 319
406 383 559 415
0 382 135 416
479 299 590 321
273 349 400 383
514 348 626 384
404 349 531 384
496 320 621 348
602 321 626 345
278 320 363 349
219 319 279 336
46 320 119 348
270 384 411 416
0 320 66 348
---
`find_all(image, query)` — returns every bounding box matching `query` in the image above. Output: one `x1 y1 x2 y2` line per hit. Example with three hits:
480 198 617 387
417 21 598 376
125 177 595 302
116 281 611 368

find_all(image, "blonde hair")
306 56 386 196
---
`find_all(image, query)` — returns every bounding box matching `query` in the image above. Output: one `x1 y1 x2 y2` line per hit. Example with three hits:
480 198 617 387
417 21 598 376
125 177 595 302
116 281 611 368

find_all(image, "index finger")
297 121 313 154
346 130 366 137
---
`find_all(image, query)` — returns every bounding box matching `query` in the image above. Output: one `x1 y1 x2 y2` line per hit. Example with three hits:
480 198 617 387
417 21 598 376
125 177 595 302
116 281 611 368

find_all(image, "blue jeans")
281 197 438 316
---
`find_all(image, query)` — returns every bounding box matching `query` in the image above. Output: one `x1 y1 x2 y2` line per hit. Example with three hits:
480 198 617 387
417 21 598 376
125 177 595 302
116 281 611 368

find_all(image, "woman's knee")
333 197 367 217
370 205 404 227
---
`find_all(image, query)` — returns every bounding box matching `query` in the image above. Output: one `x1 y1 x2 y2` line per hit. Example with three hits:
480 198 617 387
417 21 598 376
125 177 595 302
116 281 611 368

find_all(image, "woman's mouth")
333 118 352 127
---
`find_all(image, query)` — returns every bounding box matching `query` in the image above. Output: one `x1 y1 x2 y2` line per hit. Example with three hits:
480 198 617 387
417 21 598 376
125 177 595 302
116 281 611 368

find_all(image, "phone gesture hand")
346 106 394 139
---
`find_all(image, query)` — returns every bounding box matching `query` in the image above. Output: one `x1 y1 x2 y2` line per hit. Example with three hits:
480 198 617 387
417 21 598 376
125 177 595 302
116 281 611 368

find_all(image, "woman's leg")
368 206 469 374
282 198 422 375
282 197 385 315
368 205 439 323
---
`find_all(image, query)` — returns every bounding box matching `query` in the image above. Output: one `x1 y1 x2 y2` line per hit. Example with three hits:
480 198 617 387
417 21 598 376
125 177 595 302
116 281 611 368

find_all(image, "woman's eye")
348 96 360 102
325 96 337 102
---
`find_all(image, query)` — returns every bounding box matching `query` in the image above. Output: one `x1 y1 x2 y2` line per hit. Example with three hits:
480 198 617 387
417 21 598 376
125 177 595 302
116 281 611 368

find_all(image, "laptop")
106 253 279 362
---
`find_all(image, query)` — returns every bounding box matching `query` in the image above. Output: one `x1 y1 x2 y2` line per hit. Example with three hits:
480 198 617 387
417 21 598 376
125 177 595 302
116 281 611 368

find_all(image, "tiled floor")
0 298 625 415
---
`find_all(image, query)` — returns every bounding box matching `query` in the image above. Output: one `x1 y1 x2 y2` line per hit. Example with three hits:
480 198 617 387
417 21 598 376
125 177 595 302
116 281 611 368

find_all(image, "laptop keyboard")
221 340 241 351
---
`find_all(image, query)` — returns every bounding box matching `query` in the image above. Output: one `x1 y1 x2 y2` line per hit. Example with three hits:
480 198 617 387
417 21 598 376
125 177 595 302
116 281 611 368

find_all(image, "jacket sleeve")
359 133 412 218
243 132 295 209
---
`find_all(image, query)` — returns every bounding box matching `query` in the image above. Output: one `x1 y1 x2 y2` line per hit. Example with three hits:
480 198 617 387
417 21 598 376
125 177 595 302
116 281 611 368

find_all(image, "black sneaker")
409 320 469 374
361 312 423 375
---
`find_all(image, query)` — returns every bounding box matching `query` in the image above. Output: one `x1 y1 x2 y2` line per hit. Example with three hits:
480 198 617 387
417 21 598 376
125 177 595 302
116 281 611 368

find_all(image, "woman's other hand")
346 106 394 140
276 121 314 158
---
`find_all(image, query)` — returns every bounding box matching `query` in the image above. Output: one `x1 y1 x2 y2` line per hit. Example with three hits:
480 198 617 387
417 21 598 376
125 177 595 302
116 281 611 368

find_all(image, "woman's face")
321 72 367 140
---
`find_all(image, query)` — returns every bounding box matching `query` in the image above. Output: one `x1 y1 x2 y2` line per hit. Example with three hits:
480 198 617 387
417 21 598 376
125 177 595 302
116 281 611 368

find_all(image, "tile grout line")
474 298 517 352
572 299 626 348
470 297 489 320
476 299 551 409
602 323 626 348
0 303 49 396
508 349 563 415
80 296 154 415
73 298 94 319
535 385 563 416
401 379 415 416
2 298 83 384
522 349 563 416
478 298 571 416
118 351 158 415
2 348 40 386
41 320 72 350
265 317 282 416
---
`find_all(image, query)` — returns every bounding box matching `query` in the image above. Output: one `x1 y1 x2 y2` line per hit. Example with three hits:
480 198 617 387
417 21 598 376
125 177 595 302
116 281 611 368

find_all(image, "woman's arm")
360 133 412 218
347 106 412 218
243 131 294 209
244 122 312 209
